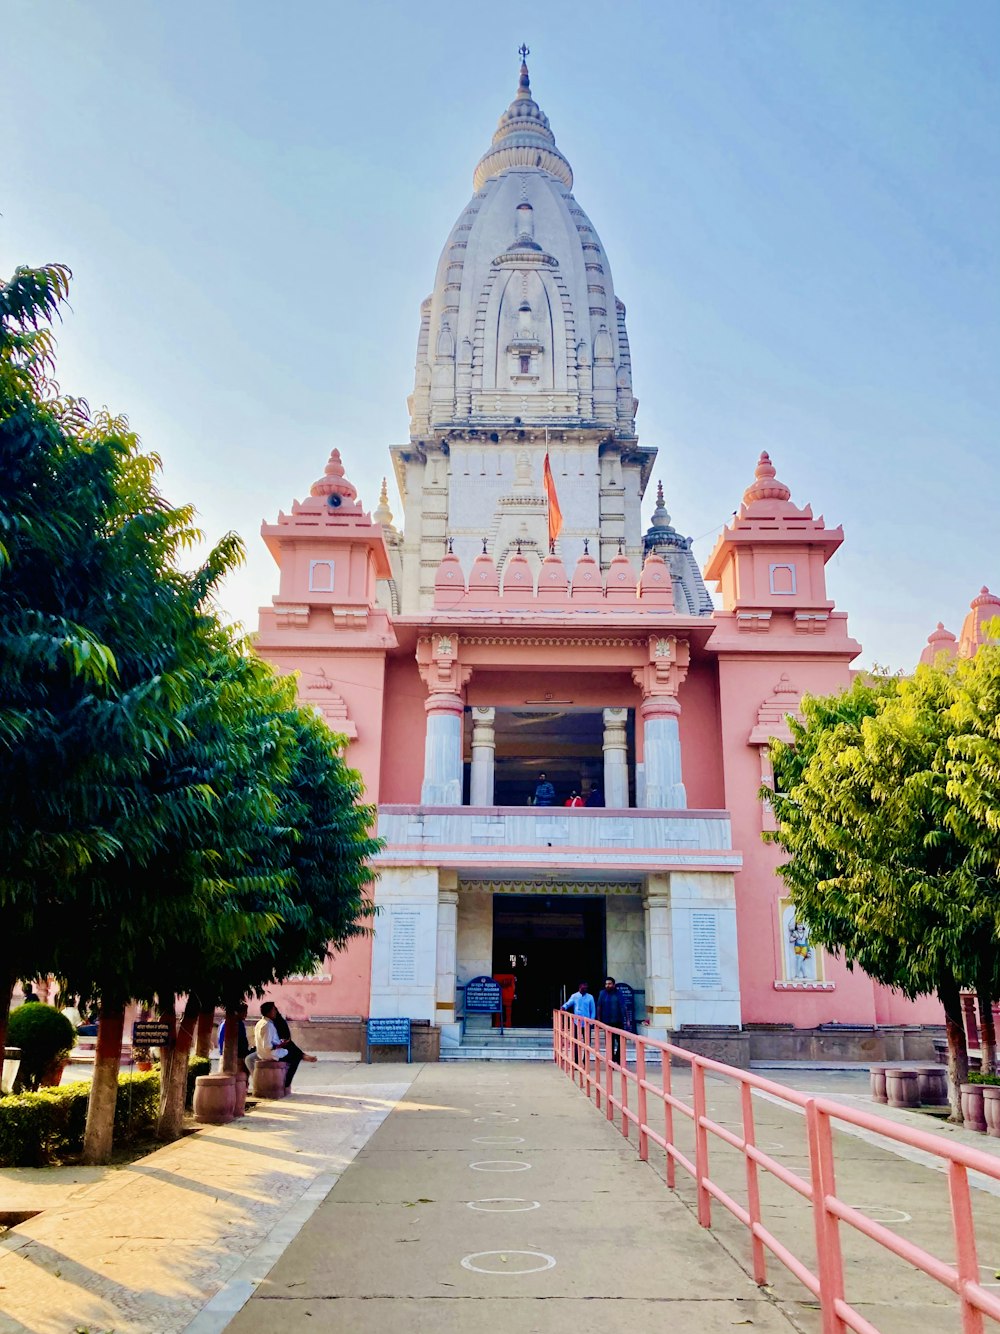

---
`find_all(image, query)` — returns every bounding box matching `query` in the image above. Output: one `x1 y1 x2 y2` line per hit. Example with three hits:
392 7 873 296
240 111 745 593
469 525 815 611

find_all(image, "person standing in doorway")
561 981 595 1069
533 772 555 807
596 976 625 1064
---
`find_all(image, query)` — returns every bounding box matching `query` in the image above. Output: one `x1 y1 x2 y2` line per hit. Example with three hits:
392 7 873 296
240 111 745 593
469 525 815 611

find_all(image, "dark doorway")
491 894 605 1027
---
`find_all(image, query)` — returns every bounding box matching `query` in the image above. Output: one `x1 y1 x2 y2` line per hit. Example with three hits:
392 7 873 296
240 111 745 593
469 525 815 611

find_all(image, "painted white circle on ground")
469 1159 531 1172
474 1101 516 1107
461 1250 556 1275
466 1198 541 1213
473 1115 519 1123
472 1136 525 1144
848 1205 912 1224
979 1264 1000 1288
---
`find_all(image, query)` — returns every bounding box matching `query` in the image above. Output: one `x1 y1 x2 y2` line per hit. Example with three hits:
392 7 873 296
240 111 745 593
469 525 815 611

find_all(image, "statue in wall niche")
787 915 814 980
515 450 533 487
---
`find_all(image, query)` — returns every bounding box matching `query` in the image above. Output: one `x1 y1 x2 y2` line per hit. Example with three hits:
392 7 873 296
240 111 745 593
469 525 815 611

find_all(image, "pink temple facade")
253 59 944 1060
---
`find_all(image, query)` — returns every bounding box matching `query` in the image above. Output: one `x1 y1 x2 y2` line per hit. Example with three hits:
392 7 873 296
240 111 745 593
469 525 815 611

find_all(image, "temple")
255 57 942 1060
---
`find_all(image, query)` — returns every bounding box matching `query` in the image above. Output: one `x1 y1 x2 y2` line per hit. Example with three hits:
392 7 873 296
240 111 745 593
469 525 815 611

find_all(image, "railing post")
620 1033 630 1139
692 1059 711 1227
584 1021 593 1100
806 1101 847 1334
605 1029 614 1121
663 1047 676 1188
637 1041 648 1161
741 1081 767 1286
948 1160 986 1334
553 1010 559 1068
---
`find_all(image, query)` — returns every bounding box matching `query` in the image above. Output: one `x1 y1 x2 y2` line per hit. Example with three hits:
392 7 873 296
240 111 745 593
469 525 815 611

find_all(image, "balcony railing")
376 805 740 874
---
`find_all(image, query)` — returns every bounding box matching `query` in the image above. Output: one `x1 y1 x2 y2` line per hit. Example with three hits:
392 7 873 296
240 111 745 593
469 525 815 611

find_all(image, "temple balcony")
375 805 740 876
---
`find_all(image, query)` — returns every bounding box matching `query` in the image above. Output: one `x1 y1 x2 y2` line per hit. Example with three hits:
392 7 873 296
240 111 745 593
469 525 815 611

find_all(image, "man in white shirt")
254 1003 288 1064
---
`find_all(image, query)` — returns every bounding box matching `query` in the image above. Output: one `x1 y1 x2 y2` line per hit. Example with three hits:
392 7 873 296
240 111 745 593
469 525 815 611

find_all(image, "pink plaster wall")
716 655 888 1026
380 654 427 804
676 658 725 809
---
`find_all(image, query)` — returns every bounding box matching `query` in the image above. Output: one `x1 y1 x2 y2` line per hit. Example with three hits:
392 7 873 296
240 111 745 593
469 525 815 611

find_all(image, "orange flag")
543 453 563 548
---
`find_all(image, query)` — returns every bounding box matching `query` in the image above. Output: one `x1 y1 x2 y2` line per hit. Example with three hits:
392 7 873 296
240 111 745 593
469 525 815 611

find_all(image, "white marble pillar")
436 876 460 1047
640 698 686 809
644 879 674 1043
469 707 496 807
602 707 630 809
421 693 464 805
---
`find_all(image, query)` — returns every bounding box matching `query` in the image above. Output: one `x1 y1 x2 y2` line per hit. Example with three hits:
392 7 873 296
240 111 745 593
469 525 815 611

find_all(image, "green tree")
768 666 1000 1119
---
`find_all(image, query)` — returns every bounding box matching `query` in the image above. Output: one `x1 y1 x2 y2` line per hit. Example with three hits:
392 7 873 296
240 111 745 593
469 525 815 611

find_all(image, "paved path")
0 1064 417 1334
227 1063 798 1333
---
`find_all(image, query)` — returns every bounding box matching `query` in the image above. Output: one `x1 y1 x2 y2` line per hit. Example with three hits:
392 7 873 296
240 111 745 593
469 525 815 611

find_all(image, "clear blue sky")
3 0 997 669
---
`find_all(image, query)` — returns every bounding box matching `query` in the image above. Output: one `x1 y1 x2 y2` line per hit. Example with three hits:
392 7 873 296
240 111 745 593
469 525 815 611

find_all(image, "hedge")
0 1056 212 1167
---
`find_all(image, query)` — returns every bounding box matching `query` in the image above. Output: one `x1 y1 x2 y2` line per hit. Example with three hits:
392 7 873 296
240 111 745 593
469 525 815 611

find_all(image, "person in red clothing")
564 791 584 807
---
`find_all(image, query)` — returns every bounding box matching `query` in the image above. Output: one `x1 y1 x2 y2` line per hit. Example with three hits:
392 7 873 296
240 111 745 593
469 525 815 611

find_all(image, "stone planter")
960 1083 987 1133
869 1064 889 1103
233 1072 249 1118
40 1058 68 1088
251 1058 287 1100
982 1086 1000 1138
193 1074 236 1125
916 1066 949 1106
1 1048 21 1095
886 1069 919 1108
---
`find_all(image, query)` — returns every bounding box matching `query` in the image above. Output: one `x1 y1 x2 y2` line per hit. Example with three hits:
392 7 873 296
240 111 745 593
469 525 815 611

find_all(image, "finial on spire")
447 537 454 554
656 480 664 507
549 539 555 555
742 450 791 507
618 538 624 555
482 537 488 554
516 540 523 556
583 537 589 555
517 44 531 96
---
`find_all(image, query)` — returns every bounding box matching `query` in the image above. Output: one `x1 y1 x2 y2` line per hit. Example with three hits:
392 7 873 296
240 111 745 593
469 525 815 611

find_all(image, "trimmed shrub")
0 1062 205 1166
7 1004 76 1091
968 1071 1000 1086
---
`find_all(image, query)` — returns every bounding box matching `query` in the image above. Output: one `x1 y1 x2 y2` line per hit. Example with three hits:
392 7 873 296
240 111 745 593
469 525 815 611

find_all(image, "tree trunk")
222 1008 241 1076
82 1002 126 1164
0 963 15 1078
195 1006 215 1060
157 993 198 1140
977 982 997 1076
939 978 969 1123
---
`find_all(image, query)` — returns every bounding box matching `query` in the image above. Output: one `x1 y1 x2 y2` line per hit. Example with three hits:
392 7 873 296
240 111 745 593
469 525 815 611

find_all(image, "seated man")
253 1002 288 1072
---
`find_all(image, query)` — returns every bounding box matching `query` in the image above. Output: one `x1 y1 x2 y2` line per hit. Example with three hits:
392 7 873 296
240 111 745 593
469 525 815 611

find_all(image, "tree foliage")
0 263 381 1158
767 651 1000 1117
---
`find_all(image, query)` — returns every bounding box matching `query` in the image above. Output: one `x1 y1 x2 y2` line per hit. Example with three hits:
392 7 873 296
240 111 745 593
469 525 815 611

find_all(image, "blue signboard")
463 975 504 1035
616 983 637 1034
366 1017 412 1063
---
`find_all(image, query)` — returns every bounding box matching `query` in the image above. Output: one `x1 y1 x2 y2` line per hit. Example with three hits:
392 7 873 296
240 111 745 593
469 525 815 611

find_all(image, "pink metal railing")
554 1010 1000 1334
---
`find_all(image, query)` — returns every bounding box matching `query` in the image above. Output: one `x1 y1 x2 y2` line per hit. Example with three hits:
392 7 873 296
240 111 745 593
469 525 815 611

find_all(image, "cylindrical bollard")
252 1058 287 1099
916 1066 948 1106
960 1083 987 1133
193 1074 236 1124
869 1064 889 1103
886 1069 920 1108
982 1086 1000 1138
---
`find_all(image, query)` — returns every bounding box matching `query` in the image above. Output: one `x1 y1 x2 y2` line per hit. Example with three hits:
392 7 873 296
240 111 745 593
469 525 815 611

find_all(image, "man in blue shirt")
533 772 556 806
561 981 595 1071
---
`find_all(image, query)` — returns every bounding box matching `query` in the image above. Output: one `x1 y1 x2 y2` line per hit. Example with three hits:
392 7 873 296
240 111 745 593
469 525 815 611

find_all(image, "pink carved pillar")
633 636 690 810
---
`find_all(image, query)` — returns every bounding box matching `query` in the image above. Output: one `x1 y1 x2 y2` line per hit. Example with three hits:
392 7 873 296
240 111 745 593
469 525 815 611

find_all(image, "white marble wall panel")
369 867 441 1022
456 892 493 989
605 896 646 999
667 871 741 1028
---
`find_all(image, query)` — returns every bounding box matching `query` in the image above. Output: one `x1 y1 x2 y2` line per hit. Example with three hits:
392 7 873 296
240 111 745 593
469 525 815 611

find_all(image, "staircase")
441 1026 554 1061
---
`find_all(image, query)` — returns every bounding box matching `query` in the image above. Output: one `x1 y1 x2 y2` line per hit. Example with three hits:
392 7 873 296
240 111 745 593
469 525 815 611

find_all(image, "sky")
2 0 998 670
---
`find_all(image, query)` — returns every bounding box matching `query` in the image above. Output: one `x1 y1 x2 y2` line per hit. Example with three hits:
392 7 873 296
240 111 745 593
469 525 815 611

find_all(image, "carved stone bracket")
632 634 690 702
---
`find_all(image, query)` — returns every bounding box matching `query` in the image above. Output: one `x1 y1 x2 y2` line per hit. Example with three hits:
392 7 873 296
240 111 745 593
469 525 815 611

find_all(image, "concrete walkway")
0 1064 417 1334
227 1063 798 1333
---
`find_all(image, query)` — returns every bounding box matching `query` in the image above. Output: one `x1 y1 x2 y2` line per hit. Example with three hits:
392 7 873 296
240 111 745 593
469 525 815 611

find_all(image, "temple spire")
517 44 531 97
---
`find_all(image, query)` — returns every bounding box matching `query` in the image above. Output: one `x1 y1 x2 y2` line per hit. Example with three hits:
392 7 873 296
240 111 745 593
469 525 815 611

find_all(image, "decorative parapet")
375 805 740 876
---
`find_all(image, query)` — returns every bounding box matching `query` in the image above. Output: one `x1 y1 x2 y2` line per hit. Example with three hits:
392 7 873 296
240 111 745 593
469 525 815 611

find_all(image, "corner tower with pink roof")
255 58 942 1060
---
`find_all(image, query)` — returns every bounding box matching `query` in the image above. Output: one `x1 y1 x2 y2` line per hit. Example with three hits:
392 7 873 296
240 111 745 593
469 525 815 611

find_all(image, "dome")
408 56 636 439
